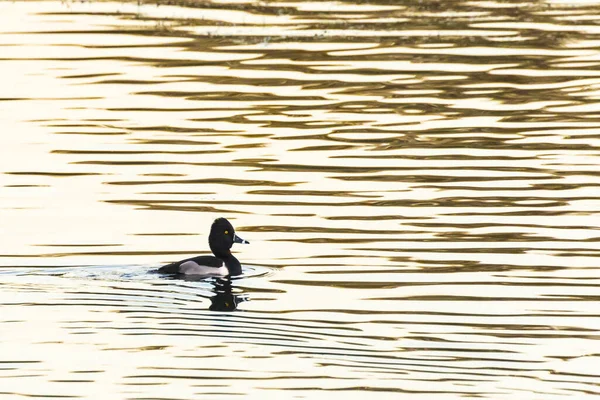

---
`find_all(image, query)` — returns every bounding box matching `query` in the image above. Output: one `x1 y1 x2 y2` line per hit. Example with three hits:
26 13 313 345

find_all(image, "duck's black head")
208 217 249 260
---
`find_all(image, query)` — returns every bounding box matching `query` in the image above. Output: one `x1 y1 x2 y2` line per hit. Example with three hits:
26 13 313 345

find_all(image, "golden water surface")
2 0 600 398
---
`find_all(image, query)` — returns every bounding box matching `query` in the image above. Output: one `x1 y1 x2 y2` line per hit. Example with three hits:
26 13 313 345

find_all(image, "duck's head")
209 217 249 258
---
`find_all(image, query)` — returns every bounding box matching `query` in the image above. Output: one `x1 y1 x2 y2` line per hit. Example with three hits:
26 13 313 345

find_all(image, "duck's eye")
224 230 229 235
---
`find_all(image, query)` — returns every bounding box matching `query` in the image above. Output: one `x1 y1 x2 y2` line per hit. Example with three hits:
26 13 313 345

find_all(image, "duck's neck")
226 257 242 276
220 253 242 276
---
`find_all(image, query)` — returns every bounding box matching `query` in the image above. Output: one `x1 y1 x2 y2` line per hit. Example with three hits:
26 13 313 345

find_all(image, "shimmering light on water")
2 0 600 399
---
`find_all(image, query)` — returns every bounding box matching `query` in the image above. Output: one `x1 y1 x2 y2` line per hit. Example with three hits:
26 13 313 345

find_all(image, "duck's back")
158 255 226 275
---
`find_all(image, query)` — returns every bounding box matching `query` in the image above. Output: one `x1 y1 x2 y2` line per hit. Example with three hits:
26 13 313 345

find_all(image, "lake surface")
2 0 600 398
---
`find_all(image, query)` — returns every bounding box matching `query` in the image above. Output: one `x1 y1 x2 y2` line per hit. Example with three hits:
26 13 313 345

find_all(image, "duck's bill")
234 234 249 244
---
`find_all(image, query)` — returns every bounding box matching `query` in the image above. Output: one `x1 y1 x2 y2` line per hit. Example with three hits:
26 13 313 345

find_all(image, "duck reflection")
208 278 248 311
169 273 249 311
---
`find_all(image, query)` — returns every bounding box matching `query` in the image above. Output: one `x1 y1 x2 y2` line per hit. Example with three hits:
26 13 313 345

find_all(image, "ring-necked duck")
158 217 249 277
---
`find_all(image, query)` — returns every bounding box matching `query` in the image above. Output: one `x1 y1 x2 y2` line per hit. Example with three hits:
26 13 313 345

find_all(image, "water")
2 0 600 398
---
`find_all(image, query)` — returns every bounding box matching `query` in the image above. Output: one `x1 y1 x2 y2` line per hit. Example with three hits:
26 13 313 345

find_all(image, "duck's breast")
179 260 228 276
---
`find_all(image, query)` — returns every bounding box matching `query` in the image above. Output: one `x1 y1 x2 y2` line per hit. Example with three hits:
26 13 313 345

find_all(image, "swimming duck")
158 217 249 276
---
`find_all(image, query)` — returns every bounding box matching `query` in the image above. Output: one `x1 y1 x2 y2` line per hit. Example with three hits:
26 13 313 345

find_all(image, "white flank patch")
179 261 228 276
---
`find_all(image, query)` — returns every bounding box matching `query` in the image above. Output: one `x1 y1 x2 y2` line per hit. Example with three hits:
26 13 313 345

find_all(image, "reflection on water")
2 0 600 398
208 279 248 311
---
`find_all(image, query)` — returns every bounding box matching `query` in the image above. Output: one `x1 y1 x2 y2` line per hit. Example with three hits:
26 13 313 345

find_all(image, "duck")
157 217 249 277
